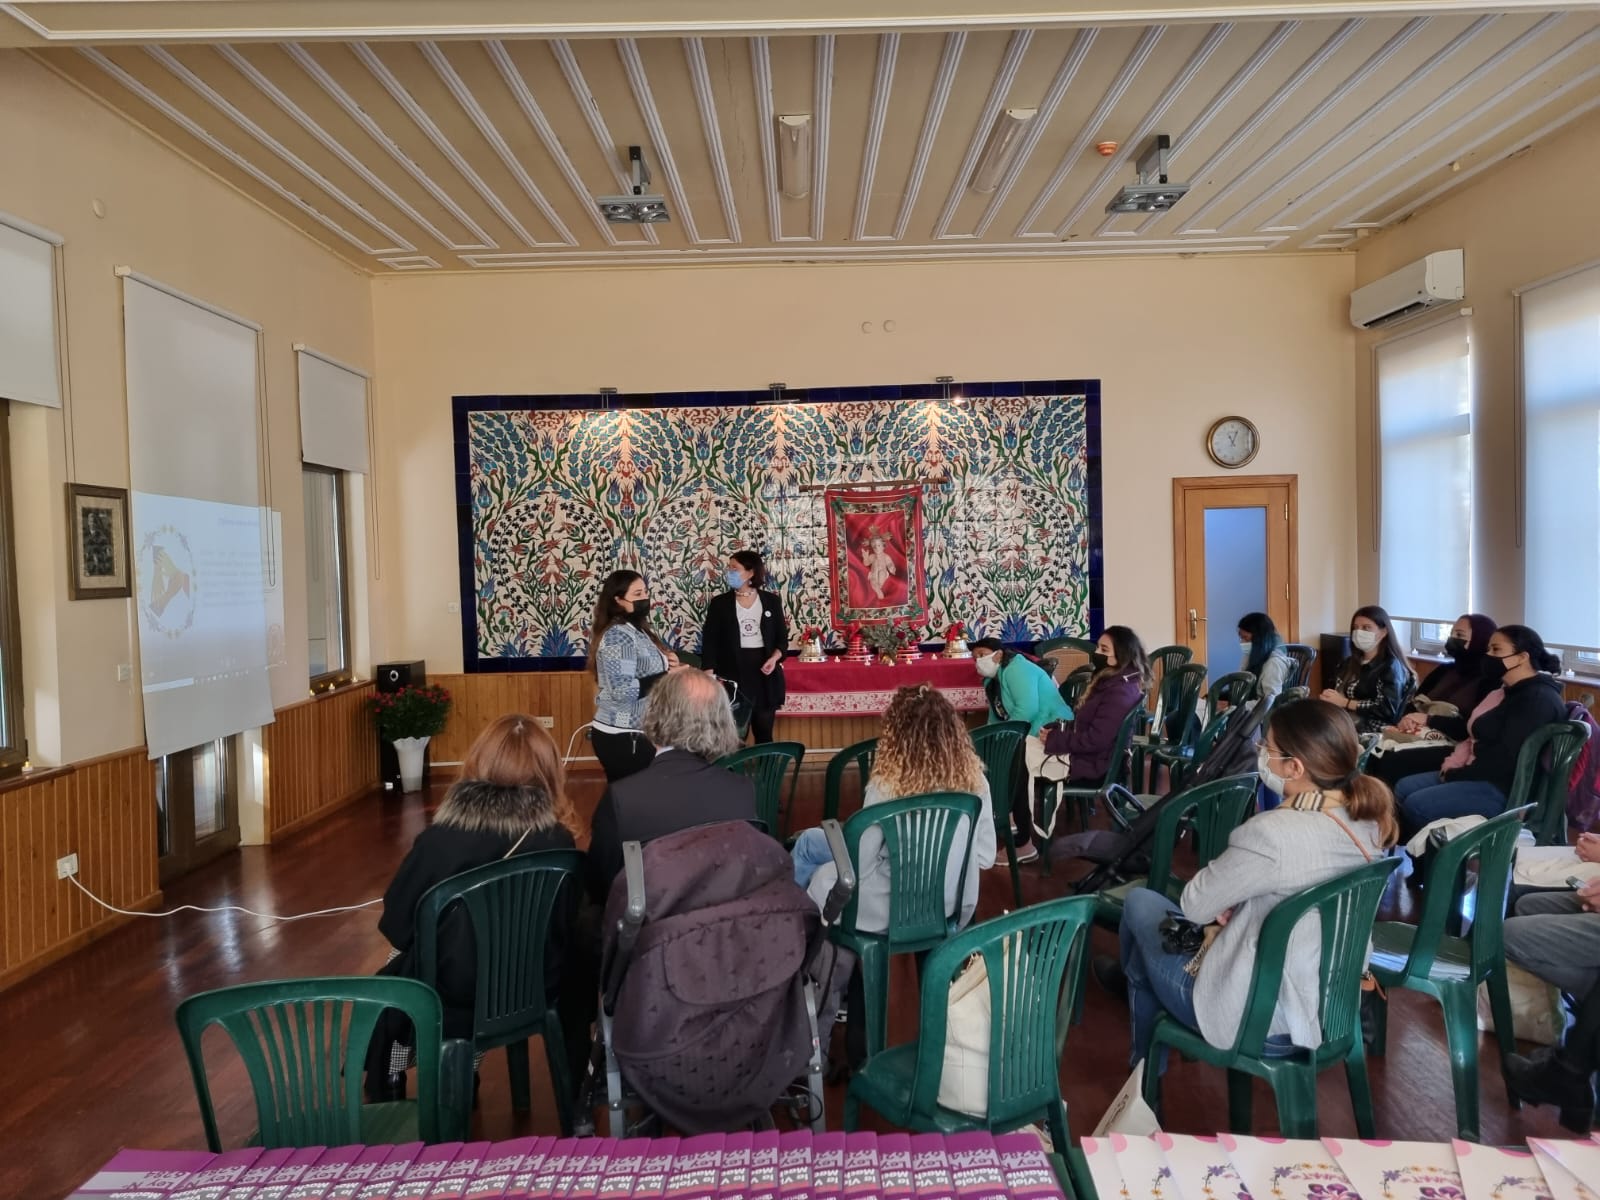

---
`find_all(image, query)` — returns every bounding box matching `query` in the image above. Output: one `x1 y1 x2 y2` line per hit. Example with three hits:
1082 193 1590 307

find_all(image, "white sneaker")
1013 843 1040 865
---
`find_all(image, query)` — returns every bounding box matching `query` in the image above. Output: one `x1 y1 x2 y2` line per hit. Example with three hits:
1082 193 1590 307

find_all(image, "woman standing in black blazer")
701 549 789 743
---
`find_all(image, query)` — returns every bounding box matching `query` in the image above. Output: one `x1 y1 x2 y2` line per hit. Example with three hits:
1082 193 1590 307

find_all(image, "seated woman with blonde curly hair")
791 683 997 933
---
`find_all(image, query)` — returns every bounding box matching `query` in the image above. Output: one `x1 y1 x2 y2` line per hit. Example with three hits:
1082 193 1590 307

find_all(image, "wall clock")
1205 416 1260 469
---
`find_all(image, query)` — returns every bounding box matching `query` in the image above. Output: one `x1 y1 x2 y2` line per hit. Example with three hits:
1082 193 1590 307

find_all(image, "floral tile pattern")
459 390 1094 666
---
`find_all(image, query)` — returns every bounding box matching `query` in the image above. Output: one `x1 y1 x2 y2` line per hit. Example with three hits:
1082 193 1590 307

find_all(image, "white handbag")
937 952 993 1117
1476 962 1566 1046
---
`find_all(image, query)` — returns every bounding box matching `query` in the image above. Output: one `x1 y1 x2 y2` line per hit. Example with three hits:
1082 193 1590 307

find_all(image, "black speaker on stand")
376 660 429 792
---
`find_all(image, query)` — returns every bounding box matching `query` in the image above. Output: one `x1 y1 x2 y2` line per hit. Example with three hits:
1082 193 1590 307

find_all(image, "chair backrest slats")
1509 721 1590 846
1146 774 1259 896
970 722 1029 813
1283 644 1317 689
823 738 879 823
909 896 1097 1127
717 742 806 836
176 976 447 1151
1405 807 1531 982
840 792 980 946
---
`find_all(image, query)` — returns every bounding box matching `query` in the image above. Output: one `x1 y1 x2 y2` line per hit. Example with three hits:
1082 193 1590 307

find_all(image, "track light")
777 115 812 200
970 108 1036 194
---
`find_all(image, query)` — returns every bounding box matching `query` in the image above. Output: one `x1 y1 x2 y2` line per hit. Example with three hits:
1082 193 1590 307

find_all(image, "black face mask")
623 598 651 625
1090 651 1112 671
1445 636 1469 659
1482 653 1515 682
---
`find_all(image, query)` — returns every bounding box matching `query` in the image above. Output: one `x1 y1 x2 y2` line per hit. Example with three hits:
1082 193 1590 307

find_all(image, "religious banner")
824 485 928 628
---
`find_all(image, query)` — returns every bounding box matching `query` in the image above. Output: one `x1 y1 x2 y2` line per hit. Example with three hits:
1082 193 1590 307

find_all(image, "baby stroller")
575 819 856 1136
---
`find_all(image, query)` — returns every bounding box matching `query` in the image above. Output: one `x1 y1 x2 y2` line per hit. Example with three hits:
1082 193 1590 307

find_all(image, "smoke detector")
596 146 671 224
1104 134 1190 215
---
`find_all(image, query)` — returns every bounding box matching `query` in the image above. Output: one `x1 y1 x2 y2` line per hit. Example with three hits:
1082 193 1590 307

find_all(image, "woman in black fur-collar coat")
365 713 586 1099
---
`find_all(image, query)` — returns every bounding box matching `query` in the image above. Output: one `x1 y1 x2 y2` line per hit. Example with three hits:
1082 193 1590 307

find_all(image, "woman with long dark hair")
1393 624 1568 841
700 549 789 743
589 569 678 781
1237 612 1294 707
1367 613 1497 786
1106 700 1395 1073
1320 604 1413 735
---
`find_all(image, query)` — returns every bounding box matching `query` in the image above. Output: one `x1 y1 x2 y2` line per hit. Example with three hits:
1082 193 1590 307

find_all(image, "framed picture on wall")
66 483 132 600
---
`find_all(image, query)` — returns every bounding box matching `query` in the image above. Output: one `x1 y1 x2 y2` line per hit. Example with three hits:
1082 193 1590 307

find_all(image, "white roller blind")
1524 262 1600 648
297 348 369 473
0 215 62 409
1377 317 1473 622
122 273 274 759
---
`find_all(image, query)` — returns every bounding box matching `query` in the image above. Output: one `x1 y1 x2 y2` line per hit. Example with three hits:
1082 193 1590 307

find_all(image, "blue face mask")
725 569 746 590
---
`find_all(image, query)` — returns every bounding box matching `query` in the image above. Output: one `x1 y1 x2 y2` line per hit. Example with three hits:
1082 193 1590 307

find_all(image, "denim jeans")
1395 771 1507 842
1119 887 1202 1073
791 827 834 889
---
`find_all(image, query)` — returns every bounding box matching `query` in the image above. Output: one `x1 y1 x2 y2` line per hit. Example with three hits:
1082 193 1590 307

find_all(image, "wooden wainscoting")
263 683 380 839
0 748 162 989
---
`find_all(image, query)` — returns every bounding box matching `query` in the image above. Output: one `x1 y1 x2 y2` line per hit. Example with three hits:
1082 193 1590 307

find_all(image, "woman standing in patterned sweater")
589 570 680 781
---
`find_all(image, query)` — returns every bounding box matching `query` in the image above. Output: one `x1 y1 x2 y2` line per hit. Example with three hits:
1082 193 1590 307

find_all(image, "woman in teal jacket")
972 637 1073 862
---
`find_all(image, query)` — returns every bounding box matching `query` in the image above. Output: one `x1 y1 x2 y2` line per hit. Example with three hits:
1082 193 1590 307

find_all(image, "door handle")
1188 608 1207 638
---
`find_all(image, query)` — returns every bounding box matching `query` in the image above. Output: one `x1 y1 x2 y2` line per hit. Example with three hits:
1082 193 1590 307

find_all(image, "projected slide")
133 491 274 758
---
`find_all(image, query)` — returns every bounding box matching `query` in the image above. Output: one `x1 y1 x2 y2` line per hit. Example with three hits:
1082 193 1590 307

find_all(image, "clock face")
1207 417 1259 468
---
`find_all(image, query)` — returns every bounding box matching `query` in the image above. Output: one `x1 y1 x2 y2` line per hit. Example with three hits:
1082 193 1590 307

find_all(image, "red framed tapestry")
824 485 929 628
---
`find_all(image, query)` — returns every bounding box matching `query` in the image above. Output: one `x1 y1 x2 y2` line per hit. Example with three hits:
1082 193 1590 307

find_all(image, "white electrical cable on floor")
66 872 381 922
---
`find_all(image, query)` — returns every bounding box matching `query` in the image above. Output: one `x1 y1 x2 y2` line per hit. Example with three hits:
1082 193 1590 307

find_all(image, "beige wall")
372 252 1358 671
0 51 374 764
1353 106 1600 626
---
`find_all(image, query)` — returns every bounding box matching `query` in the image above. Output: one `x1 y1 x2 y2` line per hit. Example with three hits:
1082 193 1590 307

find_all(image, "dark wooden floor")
0 769 1574 1200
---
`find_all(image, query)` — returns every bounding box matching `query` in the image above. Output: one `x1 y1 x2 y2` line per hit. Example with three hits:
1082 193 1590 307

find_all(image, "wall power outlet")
536 716 554 729
56 853 79 879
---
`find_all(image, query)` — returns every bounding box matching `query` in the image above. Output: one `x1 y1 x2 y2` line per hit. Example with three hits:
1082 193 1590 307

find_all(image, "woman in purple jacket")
1058 625 1150 784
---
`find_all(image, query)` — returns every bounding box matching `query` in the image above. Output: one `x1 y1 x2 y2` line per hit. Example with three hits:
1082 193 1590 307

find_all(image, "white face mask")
1351 628 1379 653
1239 641 1253 660
975 653 1001 679
1257 748 1291 796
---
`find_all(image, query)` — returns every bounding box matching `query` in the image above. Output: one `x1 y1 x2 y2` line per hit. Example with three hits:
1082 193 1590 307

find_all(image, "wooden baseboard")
269 783 374 843
0 889 165 992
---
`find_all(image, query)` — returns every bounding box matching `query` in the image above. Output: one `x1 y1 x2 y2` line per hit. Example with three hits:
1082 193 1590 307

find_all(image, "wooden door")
1172 476 1298 677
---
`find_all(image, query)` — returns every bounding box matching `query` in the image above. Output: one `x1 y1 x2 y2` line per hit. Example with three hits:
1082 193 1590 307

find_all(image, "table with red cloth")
781 656 989 717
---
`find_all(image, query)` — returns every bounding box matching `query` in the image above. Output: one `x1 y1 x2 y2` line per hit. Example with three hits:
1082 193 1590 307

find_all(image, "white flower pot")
392 735 430 793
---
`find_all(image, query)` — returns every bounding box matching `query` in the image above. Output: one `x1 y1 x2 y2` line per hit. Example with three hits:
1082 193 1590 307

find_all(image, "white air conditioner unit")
1349 249 1464 330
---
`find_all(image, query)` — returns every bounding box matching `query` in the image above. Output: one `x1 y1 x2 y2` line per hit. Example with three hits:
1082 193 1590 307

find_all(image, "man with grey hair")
585 668 758 901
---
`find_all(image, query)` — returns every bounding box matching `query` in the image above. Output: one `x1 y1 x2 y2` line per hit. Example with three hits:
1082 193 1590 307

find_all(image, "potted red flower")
368 684 453 792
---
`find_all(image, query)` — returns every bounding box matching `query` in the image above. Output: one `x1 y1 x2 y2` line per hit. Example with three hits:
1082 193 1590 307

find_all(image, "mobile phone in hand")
1569 876 1588 889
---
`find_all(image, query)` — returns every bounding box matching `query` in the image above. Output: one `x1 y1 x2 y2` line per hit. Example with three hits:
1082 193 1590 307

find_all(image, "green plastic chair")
1154 706 1235 793
1207 671 1258 720
175 976 473 1151
1037 635 1095 659
823 737 879 823
1038 706 1147 851
718 741 806 837
1132 663 1208 789
1506 721 1589 846
1147 645 1196 718
1367 806 1531 1142
1270 686 1310 712
415 849 584 1131
844 895 1097 1151
1058 665 1095 711
1091 774 1260 932
1141 856 1400 1138
830 792 981 1057
970 721 1031 908
1283 644 1317 689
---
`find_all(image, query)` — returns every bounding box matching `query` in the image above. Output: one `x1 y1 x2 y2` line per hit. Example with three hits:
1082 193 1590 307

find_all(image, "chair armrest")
436 1038 476 1141
820 819 856 925
622 840 647 926
602 841 648 1016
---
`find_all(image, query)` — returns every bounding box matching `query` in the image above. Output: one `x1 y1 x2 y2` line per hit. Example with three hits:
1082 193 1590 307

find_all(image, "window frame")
0 402 26 777
303 464 352 693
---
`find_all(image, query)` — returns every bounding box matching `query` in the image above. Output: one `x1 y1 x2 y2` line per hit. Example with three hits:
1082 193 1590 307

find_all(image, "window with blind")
0 403 24 775
1377 317 1473 625
303 466 350 688
1523 261 1600 650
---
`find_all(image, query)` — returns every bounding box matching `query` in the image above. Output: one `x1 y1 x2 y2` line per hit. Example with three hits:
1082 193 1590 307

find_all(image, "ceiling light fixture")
1104 133 1190 215
595 146 671 224
970 108 1037 194
777 115 812 200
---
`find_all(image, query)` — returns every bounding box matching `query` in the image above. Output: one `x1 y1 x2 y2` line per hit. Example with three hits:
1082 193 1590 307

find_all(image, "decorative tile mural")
454 382 1101 670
